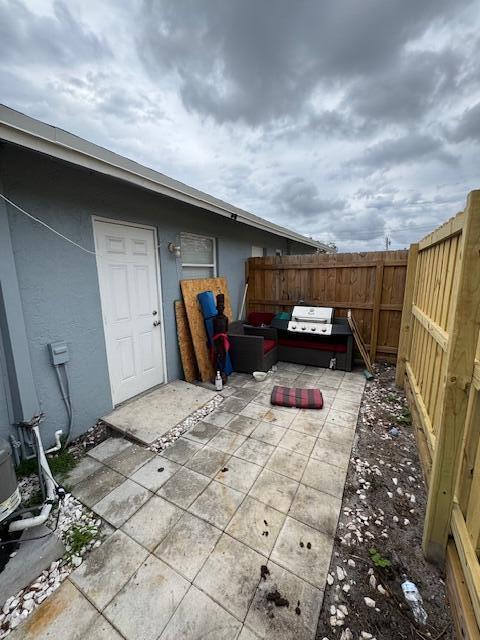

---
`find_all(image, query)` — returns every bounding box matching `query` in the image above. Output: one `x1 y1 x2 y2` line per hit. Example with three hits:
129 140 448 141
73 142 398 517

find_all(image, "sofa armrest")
244 326 277 340
227 333 265 373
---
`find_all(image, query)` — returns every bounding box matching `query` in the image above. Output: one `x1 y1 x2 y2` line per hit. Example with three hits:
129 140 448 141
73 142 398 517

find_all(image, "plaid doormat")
270 386 323 409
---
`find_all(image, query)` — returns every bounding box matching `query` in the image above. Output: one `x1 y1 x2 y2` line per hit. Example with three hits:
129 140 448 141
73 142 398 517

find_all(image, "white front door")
94 220 165 405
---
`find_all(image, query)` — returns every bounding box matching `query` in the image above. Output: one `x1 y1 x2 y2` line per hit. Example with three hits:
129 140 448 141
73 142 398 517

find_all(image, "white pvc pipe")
9 426 58 533
45 430 63 454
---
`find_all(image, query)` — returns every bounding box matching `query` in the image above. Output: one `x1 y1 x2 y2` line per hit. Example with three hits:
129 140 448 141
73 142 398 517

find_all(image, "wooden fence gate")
246 250 408 362
396 190 480 636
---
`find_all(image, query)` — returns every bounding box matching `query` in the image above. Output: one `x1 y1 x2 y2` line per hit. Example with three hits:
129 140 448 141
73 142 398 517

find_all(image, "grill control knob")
291 324 296 330
301 326 306 331
311 327 316 331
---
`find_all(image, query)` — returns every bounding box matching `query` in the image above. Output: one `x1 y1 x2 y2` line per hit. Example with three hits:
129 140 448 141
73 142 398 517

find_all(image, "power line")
0 193 97 255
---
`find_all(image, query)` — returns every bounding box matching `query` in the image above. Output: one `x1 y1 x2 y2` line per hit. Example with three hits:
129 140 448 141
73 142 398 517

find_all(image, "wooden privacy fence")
246 250 408 362
396 190 480 636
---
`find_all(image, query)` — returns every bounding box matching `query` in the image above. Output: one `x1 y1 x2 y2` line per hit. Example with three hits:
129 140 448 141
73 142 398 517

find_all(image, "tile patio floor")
11 364 365 640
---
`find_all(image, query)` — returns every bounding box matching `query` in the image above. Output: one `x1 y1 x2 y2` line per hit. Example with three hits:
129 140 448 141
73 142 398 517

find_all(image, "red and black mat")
270 385 323 409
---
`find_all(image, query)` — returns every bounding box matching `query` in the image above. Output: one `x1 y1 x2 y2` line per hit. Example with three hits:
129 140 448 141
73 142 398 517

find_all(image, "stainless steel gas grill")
271 305 354 371
287 306 334 335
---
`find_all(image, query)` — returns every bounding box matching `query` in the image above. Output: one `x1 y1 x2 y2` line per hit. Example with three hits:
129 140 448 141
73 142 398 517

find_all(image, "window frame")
180 232 217 277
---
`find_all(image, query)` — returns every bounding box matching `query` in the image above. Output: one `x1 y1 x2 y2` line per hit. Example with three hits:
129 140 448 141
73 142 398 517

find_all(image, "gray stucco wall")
0 144 315 445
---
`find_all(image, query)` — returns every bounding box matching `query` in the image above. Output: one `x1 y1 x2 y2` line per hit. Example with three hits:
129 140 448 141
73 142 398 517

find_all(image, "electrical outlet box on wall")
48 342 69 366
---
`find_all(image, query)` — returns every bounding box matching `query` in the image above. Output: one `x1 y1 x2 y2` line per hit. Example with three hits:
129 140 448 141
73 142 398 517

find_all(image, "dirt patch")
316 363 455 640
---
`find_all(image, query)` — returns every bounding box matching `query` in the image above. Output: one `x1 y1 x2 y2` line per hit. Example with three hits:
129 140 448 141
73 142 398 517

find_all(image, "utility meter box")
48 341 69 366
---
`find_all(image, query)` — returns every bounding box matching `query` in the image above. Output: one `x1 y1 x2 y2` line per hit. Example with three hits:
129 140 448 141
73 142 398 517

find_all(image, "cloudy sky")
1 0 479 251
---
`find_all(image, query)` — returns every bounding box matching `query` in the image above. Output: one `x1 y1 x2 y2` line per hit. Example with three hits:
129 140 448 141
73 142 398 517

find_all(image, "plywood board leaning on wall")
174 300 199 383
180 277 233 382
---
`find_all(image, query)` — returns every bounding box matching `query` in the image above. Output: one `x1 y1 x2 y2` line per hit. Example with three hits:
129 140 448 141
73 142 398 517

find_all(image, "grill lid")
291 306 333 324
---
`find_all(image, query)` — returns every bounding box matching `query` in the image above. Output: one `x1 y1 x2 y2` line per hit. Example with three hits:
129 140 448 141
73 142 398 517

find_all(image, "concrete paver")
250 421 286 445
205 410 236 427
157 466 210 508
265 447 308 481
290 413 327 437
16 365 365 640
208 428 247 454
240 402 270 421
159 585 242 640
189 480 244 528
104 443 154 476
88 437 131 462
195 533 264 620
185 445 231 477
225 415 259 436
302 457 347 499
130 456 180 492
70 530 148 610
249 468 298 514
8 580 97 640
214 455 262 493
319 420 355 447
62 455 103 487
226 496 285 556
310 438 351 470
262 407 295 427
73 465 125 508
92 479 151 528
235 438 275 466
122 495 183 551
325 408 358 429
270 517 333 590
86 617 124 640
289 484 342 536
155 512 221 580
245 561 323 640
103 555 189 640
278 429 316 457
220 396 249 414
182 420 221 444
160 437 203 464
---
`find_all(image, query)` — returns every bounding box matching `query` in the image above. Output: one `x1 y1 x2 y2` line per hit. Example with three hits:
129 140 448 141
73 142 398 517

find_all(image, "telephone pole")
385 235 391 250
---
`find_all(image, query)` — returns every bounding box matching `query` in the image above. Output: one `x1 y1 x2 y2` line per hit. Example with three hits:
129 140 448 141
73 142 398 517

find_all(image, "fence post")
423 190 480 564
369 261 384 361
395 243 419 387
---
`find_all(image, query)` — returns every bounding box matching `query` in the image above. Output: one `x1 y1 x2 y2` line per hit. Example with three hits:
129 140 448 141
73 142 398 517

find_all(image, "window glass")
180 233 216 279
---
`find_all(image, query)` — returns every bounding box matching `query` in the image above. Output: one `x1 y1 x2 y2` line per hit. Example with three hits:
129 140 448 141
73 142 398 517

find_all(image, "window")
180 232 216 279
251 246 266 257
275 249 283 256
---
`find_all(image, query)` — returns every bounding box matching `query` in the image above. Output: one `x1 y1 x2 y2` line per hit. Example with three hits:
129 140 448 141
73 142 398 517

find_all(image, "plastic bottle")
215 371 223 391
401 578 428 625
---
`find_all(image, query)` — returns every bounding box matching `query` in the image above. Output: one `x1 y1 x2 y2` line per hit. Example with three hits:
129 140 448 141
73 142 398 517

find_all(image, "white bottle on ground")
215 371 223 391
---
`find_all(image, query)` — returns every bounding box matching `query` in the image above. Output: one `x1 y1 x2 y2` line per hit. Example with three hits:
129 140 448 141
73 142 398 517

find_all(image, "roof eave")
0 107 332 252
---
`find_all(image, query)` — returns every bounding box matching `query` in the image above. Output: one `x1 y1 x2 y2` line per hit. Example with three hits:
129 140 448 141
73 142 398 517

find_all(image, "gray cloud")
352 133 458 170
0 0 109 66
138 0 469 126
0 0 477 253
274 178 346 221
345 48 461 126
447 102 480 142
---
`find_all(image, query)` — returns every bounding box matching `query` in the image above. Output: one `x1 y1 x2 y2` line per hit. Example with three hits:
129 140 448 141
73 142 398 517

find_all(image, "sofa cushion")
278 337 347 353
248 312 275 327
263 339 277 354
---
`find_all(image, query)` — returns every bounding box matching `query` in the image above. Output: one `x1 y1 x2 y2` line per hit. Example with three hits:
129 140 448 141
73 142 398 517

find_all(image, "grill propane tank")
0 438 21 525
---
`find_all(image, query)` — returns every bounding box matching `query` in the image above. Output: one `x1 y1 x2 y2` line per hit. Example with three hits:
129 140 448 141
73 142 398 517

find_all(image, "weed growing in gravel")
64 524 97 559
369 547 392 569
15 449 77 479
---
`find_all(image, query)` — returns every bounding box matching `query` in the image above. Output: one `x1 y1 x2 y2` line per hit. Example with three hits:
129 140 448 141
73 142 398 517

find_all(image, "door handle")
153 320 160 327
